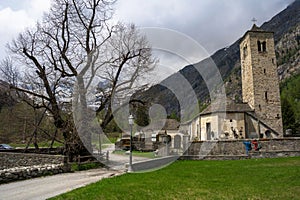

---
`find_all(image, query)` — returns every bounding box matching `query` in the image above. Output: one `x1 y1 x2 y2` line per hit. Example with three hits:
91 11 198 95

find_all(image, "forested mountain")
135 0 300 122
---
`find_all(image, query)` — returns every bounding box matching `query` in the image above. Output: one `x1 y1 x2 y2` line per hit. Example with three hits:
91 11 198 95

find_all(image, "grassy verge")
9 141 63 148
49 157 300 200
70 162 103 171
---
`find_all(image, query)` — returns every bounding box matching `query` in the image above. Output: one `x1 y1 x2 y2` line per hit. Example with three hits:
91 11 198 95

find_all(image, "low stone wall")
184 138 300 159
0 152 69 183
0 152 67 170
0 164 66 183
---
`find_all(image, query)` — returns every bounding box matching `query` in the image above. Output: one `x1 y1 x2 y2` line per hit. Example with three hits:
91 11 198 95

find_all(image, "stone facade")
240 25 283 136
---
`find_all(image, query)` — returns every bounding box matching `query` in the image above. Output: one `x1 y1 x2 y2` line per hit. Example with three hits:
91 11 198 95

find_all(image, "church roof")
200 99 253 115
141 118 180 131
162 119 180 130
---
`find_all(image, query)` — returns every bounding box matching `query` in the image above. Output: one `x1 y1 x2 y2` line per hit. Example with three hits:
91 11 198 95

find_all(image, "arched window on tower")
258 41 267 52
262 41 267 52
257 41 261 52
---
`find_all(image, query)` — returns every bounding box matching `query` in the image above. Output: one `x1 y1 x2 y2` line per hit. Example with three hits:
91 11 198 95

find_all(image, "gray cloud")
114 0 294 82
115 0 293 54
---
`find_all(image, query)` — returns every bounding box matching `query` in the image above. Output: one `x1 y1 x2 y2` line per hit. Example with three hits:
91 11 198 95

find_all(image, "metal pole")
128 123 133 172
98 133 102 159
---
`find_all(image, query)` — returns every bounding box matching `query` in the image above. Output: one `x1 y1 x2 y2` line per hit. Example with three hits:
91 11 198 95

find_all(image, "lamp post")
128 114 134 172
98 119 103 160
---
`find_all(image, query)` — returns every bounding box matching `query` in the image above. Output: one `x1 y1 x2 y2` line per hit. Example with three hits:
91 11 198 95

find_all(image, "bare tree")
0 57 19 86
5 0 156 158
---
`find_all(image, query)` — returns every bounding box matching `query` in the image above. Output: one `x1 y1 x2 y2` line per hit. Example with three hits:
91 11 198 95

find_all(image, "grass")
49 157 300 200
70 162 103 171
9 141 63 148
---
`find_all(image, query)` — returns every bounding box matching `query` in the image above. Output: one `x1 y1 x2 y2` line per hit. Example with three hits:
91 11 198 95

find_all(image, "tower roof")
250 23 264 32
239 24 274 44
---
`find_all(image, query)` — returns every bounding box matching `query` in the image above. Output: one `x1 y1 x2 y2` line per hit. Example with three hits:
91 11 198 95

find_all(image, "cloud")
0 0 51 60
0 0 294 82
115 0 293 54
113 0 294 82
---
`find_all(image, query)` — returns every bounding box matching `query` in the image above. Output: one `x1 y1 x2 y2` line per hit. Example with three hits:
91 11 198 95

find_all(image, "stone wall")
184 138 300 159
0 164 67 183
0 152 66 170
0 152 69 183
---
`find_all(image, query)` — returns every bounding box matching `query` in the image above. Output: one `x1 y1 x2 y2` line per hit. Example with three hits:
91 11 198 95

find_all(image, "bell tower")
239 24 283 137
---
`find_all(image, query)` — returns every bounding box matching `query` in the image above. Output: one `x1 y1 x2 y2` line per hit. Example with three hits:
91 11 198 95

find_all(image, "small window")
230 119 233 122
243 45 248 58
265 91 268 101
263 69 266 74
272 58 275 65
262 41 266 52
259 104 261 111
257 40 267 52
257 41 261 52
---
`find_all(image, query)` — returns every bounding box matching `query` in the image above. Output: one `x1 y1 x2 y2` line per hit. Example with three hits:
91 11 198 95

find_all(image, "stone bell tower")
239 24 283 137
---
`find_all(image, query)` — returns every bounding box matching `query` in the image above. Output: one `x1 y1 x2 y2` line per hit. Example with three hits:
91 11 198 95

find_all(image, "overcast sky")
0 0 294 80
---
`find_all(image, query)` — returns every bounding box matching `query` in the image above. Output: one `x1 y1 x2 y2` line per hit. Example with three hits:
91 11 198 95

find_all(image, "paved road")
0 145 151 200
100 144 151 170
0 168 123 200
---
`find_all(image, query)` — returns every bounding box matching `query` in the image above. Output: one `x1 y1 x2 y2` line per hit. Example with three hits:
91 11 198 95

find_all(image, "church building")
181 24 283 140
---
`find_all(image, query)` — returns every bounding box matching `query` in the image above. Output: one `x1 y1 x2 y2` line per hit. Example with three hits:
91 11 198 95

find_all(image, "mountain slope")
136 0 300 118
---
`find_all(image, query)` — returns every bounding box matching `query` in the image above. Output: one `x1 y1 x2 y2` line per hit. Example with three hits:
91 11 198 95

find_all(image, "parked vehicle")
0 144 14 150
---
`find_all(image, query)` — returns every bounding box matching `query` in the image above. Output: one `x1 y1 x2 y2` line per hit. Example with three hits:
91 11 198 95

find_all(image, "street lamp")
128 114 134 172
98 118 103 160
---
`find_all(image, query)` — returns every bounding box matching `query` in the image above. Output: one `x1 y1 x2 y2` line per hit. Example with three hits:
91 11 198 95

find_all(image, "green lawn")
49 157 300 200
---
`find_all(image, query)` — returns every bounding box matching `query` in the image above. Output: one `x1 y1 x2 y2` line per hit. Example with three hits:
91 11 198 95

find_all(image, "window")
257 40 267 52
243 45 248 58
263 69 266 74
265 91 268 101
206 123 211 140
257 41 261 52
262 41 266 52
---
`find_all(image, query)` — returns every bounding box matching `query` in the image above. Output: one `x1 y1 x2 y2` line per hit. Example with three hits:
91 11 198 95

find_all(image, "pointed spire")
250 17 264 31
250 23 264 32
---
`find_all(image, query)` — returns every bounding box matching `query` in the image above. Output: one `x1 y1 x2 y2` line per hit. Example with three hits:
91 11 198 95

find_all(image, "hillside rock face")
276 24 300 80
136 0 300 117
